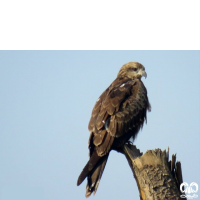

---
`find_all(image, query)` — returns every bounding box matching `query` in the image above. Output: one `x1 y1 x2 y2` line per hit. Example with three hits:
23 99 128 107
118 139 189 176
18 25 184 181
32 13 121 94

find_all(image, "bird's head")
117 62 147 79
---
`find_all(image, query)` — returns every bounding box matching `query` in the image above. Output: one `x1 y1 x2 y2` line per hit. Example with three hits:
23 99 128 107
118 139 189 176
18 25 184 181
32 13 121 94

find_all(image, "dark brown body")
77 62 151 197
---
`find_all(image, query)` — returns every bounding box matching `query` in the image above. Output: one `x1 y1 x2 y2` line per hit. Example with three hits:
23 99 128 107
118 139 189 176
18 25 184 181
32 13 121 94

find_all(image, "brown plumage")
77 62 151 197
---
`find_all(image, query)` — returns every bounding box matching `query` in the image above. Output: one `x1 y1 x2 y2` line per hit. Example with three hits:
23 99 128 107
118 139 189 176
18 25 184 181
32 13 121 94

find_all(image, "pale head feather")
117 62 147 79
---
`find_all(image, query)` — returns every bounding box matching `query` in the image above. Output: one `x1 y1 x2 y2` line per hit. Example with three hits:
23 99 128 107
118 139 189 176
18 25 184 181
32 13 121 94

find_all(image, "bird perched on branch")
77 62 151 197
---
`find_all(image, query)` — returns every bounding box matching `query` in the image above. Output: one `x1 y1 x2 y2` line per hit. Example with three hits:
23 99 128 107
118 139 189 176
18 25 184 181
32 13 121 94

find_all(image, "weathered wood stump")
119 144 185 200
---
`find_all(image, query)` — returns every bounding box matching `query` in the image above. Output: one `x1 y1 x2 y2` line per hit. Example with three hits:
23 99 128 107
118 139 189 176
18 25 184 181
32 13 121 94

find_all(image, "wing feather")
88 78 150 157
96 132 115 156
93 130 107 146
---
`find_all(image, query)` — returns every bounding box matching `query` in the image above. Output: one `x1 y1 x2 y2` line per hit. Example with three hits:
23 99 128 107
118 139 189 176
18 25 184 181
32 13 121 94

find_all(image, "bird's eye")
132 68 137 72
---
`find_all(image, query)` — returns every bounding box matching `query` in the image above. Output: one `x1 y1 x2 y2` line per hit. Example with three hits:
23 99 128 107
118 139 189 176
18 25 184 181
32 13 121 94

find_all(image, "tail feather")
77 151 109 197
86 154 109 197
77 151 101 186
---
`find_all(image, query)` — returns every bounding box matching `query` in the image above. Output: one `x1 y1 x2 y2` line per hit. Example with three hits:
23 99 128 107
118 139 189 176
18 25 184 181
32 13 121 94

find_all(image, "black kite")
77 62 151 197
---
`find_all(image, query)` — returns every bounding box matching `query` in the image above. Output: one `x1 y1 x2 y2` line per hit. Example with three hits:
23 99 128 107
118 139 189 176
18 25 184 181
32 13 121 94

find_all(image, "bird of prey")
77 62 151 197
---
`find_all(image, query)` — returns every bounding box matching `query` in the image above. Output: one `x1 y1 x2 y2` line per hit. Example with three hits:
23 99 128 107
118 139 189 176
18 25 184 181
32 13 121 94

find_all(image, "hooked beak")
143 71 147 79
139 69 147 79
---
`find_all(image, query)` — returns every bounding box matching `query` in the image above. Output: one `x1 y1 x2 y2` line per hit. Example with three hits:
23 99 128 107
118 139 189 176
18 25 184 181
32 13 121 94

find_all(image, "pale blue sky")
0 51 199 200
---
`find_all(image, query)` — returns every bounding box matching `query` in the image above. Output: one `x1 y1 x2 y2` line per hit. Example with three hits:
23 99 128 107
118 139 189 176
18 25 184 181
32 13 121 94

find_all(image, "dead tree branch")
119 144 185 200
